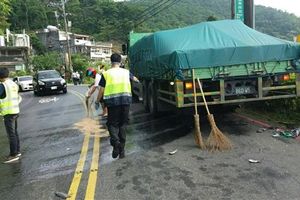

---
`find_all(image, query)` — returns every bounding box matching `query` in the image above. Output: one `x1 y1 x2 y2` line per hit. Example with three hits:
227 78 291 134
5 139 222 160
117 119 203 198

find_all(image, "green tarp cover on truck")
129 20 300 78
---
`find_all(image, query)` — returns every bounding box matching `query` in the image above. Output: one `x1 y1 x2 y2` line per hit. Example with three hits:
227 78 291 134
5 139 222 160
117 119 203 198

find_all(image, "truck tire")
143 80 149 112
148 81 158 114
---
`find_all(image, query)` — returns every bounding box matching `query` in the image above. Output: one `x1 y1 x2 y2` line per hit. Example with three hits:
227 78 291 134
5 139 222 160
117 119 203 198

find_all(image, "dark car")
33 70 67 95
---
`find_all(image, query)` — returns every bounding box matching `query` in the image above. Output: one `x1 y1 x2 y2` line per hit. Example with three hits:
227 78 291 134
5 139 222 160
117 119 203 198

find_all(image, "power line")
134 0 178 26
134 0 181 28
133 0 173 21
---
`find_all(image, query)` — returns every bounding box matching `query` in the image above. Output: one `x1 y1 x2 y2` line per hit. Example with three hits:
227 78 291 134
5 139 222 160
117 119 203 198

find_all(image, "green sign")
234 0 244 22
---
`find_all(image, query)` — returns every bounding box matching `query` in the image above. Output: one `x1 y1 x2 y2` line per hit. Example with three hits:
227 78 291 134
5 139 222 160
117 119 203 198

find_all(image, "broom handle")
197 78 211 115
192 69 198 115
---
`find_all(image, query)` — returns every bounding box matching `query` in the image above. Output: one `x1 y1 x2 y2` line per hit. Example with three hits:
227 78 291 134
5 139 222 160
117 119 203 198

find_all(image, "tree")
29 33 47 55
207 15 217 21
9 0 49 31
0 0 11 34
71 53 90 72
31 52 62 71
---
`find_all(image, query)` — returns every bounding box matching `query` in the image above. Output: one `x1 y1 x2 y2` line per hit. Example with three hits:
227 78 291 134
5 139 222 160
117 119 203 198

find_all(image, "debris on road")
272 133 280 138
272 128 300 139
248 159 260 163
54 191 70 199
169 149 178 155
256 128 267 133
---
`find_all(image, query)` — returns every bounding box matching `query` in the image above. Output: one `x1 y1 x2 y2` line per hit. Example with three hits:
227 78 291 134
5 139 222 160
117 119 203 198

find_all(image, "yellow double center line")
68 89 101 200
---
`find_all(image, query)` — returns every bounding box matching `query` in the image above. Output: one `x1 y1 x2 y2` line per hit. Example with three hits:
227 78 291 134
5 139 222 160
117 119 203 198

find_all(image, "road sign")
234 0 244 22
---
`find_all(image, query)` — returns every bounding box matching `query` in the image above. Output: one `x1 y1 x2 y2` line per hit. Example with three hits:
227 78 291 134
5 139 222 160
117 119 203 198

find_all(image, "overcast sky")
255 0 300 17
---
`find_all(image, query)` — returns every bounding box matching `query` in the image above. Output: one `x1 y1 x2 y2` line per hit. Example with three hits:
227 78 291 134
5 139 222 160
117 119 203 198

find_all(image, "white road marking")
38 97 59 104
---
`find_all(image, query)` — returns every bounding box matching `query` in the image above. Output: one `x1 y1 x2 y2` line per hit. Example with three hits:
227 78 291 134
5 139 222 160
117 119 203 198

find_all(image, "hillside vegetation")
4 0 300 43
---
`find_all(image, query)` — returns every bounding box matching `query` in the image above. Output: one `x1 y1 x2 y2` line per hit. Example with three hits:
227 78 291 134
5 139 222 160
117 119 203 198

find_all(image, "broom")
197 78 232 151
192 69 205 149
85 90 90 117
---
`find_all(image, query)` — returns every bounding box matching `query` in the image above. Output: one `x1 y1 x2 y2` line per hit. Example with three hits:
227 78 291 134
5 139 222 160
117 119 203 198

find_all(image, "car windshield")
38 71 60 79
19 76 32 81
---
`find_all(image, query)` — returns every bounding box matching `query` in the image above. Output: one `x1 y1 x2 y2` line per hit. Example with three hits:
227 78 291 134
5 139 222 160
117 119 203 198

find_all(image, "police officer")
95 53 138 159
0 67 22 163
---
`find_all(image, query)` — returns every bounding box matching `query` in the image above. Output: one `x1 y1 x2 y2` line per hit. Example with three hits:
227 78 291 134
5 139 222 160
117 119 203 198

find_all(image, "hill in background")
7 0 300 43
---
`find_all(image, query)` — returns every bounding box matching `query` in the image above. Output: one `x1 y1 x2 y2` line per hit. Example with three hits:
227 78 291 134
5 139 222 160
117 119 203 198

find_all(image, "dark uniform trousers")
106 105 130 150
3 114 20 156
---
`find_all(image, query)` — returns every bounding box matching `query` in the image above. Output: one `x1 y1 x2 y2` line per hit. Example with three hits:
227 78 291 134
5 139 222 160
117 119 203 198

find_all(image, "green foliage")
9 0 49 31
245 97 300 125
71 53 90 73
207 15 218 21
31 52 62 72
29 32 46 55
0 0 11 34
255 6 300 40
9 70 32 78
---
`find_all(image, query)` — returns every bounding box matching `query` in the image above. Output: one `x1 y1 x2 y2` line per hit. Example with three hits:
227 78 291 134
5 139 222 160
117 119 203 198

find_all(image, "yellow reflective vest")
0 79 20 116
102 67 132 106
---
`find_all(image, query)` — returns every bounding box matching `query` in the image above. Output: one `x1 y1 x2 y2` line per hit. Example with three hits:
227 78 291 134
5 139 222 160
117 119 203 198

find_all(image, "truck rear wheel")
148 81 158 114
143 80 149 112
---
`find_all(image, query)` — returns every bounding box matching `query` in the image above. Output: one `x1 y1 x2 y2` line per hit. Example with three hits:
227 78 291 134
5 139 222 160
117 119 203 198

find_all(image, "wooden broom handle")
192 69 198 115
197 78 211 115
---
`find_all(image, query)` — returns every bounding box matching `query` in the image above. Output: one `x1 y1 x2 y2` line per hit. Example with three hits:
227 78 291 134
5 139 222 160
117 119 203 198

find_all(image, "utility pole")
61 0 73 74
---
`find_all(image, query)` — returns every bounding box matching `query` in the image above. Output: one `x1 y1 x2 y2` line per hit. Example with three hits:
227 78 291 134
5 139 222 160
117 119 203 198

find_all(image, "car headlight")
60 79 66 85
38 80 45 85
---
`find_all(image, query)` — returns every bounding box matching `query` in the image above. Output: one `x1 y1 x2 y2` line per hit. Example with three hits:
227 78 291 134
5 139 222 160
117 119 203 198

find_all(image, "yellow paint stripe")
84 136 100 200
69 90 88 115
67 133 90 200
69 89 102 199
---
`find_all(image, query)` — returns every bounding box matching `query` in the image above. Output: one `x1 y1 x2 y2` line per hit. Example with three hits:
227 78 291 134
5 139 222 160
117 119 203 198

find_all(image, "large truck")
127 20 300 114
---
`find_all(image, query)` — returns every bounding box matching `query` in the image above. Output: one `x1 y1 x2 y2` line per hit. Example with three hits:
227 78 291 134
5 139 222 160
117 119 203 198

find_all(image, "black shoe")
112 144 120 159
119 151 125 159
3 155 20 164
119 146 125 159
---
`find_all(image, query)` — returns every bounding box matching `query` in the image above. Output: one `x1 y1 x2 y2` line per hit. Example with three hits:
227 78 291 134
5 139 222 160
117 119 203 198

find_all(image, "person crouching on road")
0 67 22 163
86 67 107 116
95 53 139 159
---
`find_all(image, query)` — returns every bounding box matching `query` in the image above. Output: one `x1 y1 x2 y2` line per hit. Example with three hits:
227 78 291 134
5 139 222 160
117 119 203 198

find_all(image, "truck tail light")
278 74 290 81
185 82 193 90
283 74 290 81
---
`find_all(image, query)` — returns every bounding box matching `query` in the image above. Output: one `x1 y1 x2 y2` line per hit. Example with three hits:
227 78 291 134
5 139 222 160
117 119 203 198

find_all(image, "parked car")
13 76 33 92
33 70 67 95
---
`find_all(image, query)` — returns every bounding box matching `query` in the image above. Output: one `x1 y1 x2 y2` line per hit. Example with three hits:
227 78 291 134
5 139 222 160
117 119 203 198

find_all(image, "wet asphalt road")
0 85 300 200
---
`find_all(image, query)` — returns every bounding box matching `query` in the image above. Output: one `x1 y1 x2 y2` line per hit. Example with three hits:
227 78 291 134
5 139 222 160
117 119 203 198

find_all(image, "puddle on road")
74 117 109 138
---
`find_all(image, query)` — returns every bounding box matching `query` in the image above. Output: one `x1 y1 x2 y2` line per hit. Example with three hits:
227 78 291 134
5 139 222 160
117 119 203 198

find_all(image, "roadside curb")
233 113 273 129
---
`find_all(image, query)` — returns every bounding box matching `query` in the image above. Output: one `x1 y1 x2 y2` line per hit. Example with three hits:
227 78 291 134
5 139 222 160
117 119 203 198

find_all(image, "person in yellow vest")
0 67 22 163
95 53 138 159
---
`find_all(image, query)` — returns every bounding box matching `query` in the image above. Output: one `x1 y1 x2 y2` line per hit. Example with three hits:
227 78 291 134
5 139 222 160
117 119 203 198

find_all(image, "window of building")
103 48 110 54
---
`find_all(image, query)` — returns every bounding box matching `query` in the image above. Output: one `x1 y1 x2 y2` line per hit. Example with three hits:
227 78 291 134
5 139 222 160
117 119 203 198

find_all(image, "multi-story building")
0 30 31 72
90 42 113 62
37 26 113 62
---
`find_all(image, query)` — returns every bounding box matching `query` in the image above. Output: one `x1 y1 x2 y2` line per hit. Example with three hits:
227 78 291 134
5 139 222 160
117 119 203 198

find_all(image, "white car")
13 76 33 92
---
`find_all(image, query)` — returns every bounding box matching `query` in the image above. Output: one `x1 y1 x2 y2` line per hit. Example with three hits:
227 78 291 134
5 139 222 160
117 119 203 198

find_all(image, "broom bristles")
194 114 206 149
206 114 232 151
